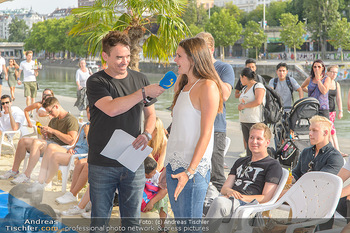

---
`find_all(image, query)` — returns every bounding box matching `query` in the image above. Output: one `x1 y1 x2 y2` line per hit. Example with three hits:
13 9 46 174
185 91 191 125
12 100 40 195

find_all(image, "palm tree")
70 0 190 71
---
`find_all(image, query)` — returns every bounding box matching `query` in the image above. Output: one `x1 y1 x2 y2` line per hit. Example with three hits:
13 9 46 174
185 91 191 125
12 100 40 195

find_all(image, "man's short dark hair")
1 94 11 102
42 96 59 108
144 157 157 174
245 58 256 66
276 62 288 70
102 31 131 55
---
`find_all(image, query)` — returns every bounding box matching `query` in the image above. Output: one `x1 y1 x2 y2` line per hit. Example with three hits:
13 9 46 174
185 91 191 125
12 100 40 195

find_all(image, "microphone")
144 71 177 103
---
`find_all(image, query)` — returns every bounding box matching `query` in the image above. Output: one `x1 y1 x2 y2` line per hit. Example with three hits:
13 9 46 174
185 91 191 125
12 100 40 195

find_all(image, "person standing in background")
74 59 92 113
18 51 39 107
196 32 235 192
6 59 19 101
0 52 8 98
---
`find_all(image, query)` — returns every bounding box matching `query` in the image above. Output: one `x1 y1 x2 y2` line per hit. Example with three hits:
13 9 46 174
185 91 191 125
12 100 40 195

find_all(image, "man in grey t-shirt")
269 62 303 111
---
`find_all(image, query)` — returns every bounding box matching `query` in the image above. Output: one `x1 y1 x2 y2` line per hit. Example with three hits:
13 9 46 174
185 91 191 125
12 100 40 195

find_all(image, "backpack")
253 83 283 124
273 77 294 101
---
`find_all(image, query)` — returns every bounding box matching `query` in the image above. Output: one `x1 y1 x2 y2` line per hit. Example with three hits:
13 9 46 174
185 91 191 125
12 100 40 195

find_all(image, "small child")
143 157 168 233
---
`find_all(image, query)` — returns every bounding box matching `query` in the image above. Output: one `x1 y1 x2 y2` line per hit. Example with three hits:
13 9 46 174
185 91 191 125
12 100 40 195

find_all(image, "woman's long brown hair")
171 37 223 113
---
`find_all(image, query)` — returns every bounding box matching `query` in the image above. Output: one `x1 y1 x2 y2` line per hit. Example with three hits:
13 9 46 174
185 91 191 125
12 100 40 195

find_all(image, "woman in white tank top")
164 37 223 227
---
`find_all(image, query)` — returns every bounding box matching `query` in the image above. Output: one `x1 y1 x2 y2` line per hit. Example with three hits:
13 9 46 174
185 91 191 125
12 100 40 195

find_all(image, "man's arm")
240 182 278 203
44 128 78 146
2 64 7 79
219 79 232 102
8 111 20 131
338 168 350 198
94 84 164 117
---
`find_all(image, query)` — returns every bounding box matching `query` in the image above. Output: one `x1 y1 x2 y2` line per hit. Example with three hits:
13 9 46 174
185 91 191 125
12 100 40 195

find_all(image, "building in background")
78 0 96 7
47 8 72 20
0 15 12 40
214 0 287 12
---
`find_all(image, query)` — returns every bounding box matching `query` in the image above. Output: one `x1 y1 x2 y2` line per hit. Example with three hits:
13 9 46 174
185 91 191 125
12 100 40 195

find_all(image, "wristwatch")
185 170 194 179
143 131 152 141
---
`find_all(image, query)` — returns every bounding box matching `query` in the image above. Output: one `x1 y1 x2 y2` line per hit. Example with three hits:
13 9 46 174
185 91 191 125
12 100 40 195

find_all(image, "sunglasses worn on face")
313 66 323 69
1 101 10 105
48 105 55 115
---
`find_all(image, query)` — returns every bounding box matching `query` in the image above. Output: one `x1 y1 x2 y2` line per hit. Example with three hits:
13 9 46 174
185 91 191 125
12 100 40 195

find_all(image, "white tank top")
165 79 214 177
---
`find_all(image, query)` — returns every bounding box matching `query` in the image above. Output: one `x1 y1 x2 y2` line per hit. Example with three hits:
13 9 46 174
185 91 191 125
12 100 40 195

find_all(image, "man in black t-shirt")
205 123 282 231
86 31 165 232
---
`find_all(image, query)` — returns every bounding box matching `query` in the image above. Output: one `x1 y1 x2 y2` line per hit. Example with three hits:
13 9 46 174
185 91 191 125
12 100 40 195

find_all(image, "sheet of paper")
101 129 152 172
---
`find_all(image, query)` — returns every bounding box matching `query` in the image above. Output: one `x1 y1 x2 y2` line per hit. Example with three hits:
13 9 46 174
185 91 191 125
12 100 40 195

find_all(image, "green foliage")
328 18 350 61
240 5 263 27
205 9 242 47
242 21 266 59
265 1 288 26
188 24 204 36
225 2 244 22
182 0 197 26
70 0 190 70
280 13 306 49
338 0 350 20
24 16 89 58
8 17 29 42
286 0 304 22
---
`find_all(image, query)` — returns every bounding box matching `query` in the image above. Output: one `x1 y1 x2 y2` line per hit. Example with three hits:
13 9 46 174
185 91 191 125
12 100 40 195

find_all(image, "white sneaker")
81 211 91 219
55 191 77 204
61 205 85 216
0 170 18 180
11 173 30 185
26 182 46 193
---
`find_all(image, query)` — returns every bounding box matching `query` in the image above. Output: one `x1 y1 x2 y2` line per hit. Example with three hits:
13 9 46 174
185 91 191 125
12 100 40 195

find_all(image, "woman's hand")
238 103 245 111
338 111 343 119
171 171 189 201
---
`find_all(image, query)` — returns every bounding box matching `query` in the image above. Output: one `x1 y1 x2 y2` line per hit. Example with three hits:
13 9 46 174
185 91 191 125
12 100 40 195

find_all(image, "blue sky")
0 0 77 14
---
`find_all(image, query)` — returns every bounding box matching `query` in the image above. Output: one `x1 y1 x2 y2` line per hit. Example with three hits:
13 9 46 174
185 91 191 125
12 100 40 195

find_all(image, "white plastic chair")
231 172 343 233
218 167 289 233
224 137 231 156
58 153 87 192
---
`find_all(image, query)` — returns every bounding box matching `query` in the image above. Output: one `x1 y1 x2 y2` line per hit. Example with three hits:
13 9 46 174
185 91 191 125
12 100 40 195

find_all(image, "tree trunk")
220 46 225 61
341 48 343 62
294 45 297 62
255 47 258 60
321 35 327 60
127 27 144 72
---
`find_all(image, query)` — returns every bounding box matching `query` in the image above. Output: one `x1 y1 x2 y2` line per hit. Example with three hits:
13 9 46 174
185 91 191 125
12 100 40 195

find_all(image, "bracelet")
188 166 196 172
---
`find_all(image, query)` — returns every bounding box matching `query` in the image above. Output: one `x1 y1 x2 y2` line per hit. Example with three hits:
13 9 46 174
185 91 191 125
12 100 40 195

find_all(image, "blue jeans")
88 164 145 233
166 164 210 233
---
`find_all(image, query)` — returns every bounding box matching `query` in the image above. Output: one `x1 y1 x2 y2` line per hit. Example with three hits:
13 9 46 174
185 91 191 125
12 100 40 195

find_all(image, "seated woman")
205 123 282 232
27 106 90 192
24 88 54 130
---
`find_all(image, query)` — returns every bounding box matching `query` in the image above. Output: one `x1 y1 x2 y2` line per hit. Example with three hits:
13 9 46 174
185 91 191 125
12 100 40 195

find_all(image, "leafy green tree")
188 24 204 37
24 21 48 53
242 20 267 59
225 2 243 22
286 0 304 22
303 0 340 59
338 0 350 20
70 0 190 71
328 18 350 61
205 9 242 60
266 1 288 26
241 5 263 27
182 0 197 26
8 17 29 42
280 13 306 62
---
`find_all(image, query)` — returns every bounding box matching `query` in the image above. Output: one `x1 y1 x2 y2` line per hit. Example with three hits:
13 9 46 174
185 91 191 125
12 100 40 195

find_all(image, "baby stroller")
274 97 320 168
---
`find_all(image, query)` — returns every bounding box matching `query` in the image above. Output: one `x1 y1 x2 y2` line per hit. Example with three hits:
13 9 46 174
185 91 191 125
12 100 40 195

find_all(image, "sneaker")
239 151 247 158
11 173 30 185
0 170 18 180
61 205 85 216
26 181 46 193
55 191 77 204
81 211 91 219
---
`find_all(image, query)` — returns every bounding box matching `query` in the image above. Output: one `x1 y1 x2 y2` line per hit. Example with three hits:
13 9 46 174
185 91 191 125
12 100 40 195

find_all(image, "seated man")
292 115 343 182
0 94 25 134
0 97 79 184
205 123 282 232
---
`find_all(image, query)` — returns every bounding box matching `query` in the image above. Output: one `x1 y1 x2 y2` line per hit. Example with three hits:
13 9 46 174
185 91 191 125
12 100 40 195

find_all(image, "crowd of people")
0 30 350 233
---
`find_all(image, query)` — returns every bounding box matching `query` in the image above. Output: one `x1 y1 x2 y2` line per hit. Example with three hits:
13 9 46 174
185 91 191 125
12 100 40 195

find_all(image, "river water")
19 66 350 139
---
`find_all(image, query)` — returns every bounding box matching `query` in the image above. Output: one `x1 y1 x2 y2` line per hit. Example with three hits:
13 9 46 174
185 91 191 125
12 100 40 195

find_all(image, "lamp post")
263 0 267 59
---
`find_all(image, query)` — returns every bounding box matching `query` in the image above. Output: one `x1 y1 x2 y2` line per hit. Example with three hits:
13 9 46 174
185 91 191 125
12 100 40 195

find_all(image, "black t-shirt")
235 74 265 91
229 156 282 195
86 69 156 167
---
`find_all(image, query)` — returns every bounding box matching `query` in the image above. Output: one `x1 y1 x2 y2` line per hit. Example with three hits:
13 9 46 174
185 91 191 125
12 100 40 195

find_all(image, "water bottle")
78 112 84 123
